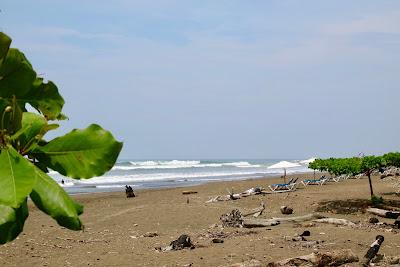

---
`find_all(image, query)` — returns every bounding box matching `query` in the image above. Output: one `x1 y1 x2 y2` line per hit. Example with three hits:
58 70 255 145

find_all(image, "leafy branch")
0 32 122 244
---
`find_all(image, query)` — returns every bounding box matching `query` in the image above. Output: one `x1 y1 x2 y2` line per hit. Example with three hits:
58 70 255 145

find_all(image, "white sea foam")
60 182 74 187
95 184 137 188
299 157 316 164
112 160 260 170
76 171 270 185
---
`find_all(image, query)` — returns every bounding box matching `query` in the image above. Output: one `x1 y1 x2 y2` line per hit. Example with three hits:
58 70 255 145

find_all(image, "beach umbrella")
268 161 301 183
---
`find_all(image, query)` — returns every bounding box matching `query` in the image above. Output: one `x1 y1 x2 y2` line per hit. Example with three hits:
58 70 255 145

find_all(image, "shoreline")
64 169 315 196
2 173 399 266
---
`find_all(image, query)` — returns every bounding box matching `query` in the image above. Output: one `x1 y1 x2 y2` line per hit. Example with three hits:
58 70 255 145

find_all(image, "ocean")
50 159 314 194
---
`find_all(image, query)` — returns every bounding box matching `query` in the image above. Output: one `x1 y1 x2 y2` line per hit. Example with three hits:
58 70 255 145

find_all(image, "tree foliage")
0 32 122 244
309 152 400 199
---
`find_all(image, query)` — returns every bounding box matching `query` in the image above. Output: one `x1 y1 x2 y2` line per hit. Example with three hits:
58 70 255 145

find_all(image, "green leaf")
11 112 58 152
0 48 36 99
0 95 23 135
0 146 37 208
30 167 83 230
0 199 28 244
28 78 65 120
0 32 11 61
32 124 122 179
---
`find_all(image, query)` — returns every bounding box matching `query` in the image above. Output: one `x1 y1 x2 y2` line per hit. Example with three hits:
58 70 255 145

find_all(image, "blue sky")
1 1 400 159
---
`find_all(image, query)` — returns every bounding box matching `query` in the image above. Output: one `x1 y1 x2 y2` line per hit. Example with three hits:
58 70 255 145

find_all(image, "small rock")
212 238 224 243
369 217 379 224
300 230 311 237
280 206 293 215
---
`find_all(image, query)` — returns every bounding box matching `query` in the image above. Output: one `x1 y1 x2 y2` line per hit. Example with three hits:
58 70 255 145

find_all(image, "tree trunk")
368 172 374 198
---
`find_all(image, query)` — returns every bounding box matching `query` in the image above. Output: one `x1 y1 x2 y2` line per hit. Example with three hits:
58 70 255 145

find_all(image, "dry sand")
0 174 399 266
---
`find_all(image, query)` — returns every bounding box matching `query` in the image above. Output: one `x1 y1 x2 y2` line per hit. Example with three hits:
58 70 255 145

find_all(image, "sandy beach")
0 173 399 266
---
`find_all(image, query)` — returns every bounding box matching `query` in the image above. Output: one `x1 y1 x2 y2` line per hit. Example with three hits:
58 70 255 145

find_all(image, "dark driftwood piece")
182 190 198 195
363 235 384 266
366 207 400 219
267 249 359 266
158 234 194 252
243 218 280 228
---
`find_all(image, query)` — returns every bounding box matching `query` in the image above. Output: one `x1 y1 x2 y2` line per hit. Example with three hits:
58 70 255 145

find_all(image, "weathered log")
206 195 230 203
313 218 356 227
182 190 198 195
366 207 400 219
206 187 265 203
362 235 384 266
267 249 359 266
271 213 324 223
243 202 265 218
243 214 323 228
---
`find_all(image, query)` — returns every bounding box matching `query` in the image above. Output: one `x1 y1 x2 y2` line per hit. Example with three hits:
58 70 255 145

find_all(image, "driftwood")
182 190 198 195
363 235 384 266
243 214 324 228
267 249 359 266
366 207 400 219
158 234 194 252
221 209 244 228
206 187 264 203
271 213 324 223
243 218 280 228
313 218 356 227
243 202 265 218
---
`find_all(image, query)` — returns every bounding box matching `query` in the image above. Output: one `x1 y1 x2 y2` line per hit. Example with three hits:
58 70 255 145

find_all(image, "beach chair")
301 176 327 186
330 175 344 182
268 178 298 192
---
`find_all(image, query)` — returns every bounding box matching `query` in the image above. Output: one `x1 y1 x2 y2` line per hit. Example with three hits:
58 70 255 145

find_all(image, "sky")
1 1 400 159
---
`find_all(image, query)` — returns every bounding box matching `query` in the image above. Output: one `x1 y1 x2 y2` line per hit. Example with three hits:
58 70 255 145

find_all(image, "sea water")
50 159 314 194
